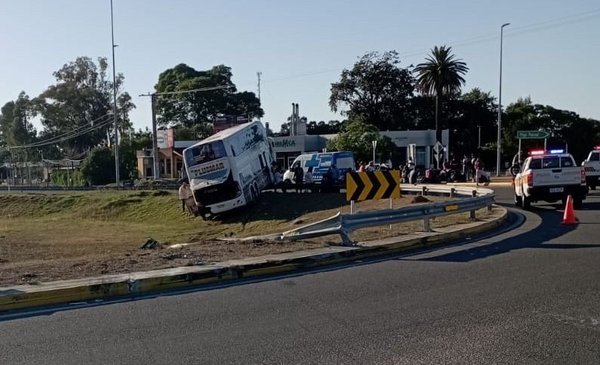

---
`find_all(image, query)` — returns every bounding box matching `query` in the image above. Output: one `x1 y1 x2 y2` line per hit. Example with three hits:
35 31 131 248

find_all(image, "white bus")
183 121 274 216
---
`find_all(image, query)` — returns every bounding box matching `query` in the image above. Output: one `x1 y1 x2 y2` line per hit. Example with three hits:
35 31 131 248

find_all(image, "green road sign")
517 130 550 139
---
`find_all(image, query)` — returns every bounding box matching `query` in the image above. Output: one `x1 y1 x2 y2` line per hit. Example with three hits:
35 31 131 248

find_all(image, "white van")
283 151 355 189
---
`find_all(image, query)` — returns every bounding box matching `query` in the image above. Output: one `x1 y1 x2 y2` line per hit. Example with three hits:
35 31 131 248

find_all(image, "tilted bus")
183 121 274 216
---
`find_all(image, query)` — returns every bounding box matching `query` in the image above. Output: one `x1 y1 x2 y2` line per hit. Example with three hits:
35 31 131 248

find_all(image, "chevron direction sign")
346 170 401 202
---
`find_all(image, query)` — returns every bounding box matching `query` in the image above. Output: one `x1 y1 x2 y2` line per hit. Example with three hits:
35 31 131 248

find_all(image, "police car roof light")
549 149 564 154
594 146 600 151
529 149 545 156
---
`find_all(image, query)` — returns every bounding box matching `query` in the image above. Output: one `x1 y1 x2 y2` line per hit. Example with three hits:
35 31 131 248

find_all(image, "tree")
154 64 263 138
307 120 343 135
329 51 415 131
326 116 394 163
447 88 497 158
414 46 468 144
34 56 135 156
0 92 37 146
80 147 116 185
119 129 153 180
0 92 37 165
503 98 600 163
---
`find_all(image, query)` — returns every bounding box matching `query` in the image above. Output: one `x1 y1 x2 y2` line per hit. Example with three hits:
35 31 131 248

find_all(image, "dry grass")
0 190 489 285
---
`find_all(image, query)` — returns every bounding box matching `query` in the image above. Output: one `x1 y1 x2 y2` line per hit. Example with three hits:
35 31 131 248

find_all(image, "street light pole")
477 125 482 148
496 22 510 177
151 94 159 179
110 0 120 186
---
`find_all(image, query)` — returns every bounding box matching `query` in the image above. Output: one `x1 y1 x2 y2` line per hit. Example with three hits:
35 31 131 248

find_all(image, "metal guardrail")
278 184 496 245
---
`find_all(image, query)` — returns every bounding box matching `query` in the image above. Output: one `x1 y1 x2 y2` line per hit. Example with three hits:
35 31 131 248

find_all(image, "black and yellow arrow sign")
346 170 401 201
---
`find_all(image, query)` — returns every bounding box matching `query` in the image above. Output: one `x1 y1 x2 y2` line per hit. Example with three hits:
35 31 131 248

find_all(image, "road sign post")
517 130 550 164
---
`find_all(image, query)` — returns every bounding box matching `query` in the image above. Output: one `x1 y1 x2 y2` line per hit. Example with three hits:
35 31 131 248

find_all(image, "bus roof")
197 121 262 145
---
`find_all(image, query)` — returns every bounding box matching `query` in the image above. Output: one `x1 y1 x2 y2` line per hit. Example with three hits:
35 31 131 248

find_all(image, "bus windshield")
185 141 227 167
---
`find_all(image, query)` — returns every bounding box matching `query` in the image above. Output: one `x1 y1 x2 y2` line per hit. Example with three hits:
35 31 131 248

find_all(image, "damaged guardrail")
279 185 495 245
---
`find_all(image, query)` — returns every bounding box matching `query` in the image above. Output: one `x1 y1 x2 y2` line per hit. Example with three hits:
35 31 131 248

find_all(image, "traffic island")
0 205 507 313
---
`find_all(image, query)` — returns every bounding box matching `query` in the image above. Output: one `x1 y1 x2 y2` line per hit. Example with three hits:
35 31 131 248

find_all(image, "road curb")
0 206 507 313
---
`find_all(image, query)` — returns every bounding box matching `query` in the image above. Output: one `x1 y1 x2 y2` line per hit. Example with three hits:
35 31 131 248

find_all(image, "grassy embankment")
0 190 488 270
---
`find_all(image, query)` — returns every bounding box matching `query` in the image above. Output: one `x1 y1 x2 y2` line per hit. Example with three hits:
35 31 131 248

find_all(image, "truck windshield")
185 141 227 167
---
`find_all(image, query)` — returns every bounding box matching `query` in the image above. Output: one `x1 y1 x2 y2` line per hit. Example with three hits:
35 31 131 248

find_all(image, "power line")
6 114 114 150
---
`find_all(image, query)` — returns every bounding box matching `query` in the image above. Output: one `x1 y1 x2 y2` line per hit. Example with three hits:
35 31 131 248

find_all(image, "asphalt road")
1 187 600 364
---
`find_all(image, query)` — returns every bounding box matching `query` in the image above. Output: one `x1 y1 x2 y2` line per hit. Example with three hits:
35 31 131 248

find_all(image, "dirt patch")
2 239 325 286
0 190 487 286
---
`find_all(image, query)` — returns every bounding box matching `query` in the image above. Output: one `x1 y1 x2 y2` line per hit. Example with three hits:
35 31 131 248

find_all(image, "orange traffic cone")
562 194 577 225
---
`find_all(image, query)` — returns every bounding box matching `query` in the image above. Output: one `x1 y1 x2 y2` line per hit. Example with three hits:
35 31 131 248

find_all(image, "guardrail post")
423 217 432 232
422 186 427 196
450 188 455 198
339 227 354 246
470 190 477 219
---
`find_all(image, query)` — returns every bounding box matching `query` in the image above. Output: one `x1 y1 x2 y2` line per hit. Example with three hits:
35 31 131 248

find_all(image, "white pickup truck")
582 146 600 190
513 149 588 209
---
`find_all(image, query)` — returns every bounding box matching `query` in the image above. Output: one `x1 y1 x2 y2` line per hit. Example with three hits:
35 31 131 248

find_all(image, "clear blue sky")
1 0 599 134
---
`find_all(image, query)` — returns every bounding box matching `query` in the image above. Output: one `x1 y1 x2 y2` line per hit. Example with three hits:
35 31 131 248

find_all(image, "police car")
513 149 587 209
582 146 600 190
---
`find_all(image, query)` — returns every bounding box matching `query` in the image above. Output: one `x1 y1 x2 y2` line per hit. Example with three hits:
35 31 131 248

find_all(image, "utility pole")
151 94 159 179
110 0 120 186
496 22 510 177
257 71 262 123
257 72 262 103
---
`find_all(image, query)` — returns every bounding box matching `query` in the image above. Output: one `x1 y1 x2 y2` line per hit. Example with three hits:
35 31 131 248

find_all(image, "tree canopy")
503 97 600 163
326 116 394 163
414 46 468 143
34 56 135 157
154 63 263 139
329 51 415 131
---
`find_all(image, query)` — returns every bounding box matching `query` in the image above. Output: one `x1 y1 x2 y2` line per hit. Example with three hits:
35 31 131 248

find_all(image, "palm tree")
414 46 469 144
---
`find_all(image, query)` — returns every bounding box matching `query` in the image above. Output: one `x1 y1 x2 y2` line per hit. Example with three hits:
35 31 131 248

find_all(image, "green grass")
0 190 488 262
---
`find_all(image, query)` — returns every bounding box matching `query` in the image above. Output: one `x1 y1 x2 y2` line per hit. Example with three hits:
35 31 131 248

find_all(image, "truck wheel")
523 196 531 210
573 198 583 209
514 194 523 207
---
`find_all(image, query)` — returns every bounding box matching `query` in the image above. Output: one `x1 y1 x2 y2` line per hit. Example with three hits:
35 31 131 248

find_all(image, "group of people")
461 154 490 185
271 162 315 193
356 161 391 172
271 161 343 193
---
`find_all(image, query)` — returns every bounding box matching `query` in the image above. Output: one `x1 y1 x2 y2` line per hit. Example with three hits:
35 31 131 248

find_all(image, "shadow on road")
417 202 600 263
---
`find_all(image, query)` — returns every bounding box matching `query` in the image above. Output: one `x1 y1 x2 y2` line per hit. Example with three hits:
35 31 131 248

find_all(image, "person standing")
304 166 314 193
358 161 366 172
366 161 375 172
462 155 471 181
293 163 304 193
474 157 482 185
178 180 193 214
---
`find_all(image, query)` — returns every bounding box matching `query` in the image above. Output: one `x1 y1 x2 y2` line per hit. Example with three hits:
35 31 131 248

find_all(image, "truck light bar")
529 149 545 156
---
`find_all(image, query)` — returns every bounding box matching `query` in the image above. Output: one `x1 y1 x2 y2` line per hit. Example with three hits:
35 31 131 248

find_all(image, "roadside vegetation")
0 190 489 285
